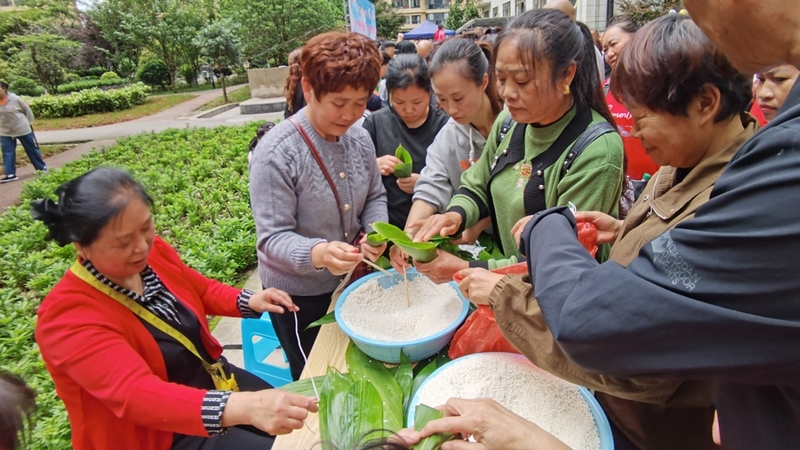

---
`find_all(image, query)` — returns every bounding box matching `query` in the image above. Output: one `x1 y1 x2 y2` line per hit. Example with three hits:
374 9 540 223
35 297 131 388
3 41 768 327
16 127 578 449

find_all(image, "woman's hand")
452 218 491 245
573 211 623 245
456 268 504 305
389 244 411 274
511 216 533 247
419 398 571 450
377 155 403 176
410 212 463 243
310 242 363 275
359 235 387 263
248 288 298 314
222 390 319 435
414 250 469 284
397 173 420 194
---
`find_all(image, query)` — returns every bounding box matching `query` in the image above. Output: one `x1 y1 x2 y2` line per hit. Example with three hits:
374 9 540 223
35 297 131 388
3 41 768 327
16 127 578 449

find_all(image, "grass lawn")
196 86 252 112
0 143 79 175
33 95 195 131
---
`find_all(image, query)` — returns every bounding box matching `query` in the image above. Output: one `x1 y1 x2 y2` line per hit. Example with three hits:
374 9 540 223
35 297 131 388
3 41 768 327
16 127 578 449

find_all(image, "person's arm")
520 192 800 386
445 116 506 233
20 99 35 125
412 128 457 216
489 274 699 406
249 138 326 275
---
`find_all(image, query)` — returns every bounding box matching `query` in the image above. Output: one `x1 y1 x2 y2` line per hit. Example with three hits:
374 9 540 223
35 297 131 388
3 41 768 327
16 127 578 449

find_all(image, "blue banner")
349 0 377 40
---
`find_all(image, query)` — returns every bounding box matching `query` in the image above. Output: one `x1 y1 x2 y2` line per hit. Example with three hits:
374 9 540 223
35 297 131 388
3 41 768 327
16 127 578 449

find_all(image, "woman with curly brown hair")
250 32 389 381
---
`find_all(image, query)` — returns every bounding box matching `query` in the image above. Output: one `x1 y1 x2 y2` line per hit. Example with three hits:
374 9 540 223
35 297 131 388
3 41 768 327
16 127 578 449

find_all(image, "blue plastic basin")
334 268 469 364
407 353 615 450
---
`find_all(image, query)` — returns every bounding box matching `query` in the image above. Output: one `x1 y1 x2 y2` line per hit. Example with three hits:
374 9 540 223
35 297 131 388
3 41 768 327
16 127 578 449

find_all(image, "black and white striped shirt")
82 260 258 434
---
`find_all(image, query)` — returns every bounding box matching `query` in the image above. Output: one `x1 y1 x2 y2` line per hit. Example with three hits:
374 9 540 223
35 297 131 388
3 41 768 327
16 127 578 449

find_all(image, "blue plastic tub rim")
334 268 470 350
406 353 615 450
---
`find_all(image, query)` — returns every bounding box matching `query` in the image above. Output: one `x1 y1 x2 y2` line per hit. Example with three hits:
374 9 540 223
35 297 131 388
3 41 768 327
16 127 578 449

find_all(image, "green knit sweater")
449 106 624 267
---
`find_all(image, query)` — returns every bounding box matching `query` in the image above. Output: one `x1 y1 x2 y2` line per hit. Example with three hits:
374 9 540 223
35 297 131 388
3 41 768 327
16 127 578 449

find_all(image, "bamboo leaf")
320 367 354 448
366 231 389 245
394 145 413 178
346 342 404 432
372 222 439 263
305 311 336 330
412 404 455 450
395 351 414 416
372 222 412 243
278 376 326 397
340 381 388 447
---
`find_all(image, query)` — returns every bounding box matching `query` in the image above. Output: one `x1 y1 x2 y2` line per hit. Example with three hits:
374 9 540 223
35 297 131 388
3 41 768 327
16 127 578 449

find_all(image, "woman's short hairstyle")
301 32 381 100
612 14 752 122
385 54 432 94
495 9 616 127
30 167 153 247
606 16 639 35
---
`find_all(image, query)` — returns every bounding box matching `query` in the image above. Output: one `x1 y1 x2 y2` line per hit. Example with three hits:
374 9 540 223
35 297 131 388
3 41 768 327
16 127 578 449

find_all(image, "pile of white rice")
339 276 463 342
414 353 601 450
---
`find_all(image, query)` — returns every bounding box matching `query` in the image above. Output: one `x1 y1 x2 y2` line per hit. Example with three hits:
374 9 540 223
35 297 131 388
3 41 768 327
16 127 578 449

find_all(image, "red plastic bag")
576 220 598 257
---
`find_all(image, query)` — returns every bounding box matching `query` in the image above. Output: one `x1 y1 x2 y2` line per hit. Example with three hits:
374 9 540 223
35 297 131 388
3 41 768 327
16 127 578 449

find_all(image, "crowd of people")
11 0 800 448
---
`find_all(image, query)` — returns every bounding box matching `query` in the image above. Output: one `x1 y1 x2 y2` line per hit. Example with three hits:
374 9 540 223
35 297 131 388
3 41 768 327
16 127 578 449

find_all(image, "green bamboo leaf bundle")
412 404 455 450
394 145 414 178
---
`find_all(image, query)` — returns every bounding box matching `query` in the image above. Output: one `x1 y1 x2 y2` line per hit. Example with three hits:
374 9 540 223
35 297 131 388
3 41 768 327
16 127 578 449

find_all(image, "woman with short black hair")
34 167 318 450
363 54 449 229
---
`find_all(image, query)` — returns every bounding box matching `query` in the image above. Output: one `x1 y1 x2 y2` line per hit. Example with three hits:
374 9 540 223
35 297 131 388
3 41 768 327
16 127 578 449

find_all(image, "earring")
563 85 570 95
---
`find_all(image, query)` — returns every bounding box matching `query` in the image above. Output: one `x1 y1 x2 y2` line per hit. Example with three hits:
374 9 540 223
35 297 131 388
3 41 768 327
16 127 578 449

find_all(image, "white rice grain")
414 353 601 450
339 276 463 342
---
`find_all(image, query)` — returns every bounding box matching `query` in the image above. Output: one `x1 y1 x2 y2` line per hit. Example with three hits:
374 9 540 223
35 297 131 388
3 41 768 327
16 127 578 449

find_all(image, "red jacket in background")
606 79 661 180
434 29 445 42
36 237 243 450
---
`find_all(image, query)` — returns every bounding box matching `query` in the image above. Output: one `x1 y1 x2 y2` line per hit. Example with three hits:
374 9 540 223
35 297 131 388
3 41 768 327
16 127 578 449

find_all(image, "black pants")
268 291 333 380
171 364 275 449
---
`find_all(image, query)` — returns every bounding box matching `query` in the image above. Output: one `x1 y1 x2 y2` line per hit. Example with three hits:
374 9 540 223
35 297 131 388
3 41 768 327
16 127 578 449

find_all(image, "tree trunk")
221 73 228 103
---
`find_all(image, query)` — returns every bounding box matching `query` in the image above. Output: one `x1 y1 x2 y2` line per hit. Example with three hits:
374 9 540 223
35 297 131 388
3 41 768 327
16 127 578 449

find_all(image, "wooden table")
273 299 347 449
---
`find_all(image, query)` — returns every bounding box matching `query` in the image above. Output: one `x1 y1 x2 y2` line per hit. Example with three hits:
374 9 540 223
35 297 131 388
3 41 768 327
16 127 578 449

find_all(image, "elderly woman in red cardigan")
32 167 318 450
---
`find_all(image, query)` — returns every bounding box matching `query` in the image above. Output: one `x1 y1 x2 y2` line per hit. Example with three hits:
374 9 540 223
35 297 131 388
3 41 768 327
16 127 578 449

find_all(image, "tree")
618 0 682 26
221 0 342 66
195 18 242 103
370 0 404 40
446 0 482 31
8 31 80 93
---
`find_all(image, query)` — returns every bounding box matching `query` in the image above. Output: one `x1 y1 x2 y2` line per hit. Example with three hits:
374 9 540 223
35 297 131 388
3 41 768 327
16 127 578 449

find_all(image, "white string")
294 310 320 401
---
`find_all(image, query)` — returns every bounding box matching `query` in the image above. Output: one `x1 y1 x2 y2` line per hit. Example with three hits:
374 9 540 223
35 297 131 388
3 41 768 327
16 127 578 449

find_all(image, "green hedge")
27 83 149 119
0 124 259 449
56 77 128 95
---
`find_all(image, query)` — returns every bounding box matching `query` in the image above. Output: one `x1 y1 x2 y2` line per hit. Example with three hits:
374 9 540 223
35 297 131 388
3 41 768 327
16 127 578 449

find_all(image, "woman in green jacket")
410 9 624 283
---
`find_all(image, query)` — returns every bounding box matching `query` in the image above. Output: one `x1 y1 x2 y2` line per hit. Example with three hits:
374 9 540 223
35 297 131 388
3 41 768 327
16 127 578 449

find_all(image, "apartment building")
484 0 619 31
392 0 451 31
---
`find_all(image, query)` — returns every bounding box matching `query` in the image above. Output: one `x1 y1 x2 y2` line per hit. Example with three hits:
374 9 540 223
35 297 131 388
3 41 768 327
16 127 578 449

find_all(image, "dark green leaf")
305 311 336 330
412 404 455 450
395 351 414 416
345 342 404 431
340 381 387 446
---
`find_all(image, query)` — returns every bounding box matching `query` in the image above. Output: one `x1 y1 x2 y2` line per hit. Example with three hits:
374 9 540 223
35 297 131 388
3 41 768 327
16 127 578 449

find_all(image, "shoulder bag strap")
561 121 617 177
288 116 350 240
523 106 594 216
69 261 238 391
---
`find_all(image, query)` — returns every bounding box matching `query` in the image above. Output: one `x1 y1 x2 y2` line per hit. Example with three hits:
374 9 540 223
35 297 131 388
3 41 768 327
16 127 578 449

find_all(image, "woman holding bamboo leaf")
388 38 504 277
250 32 388 381
410 9 624 284
363 54 449 230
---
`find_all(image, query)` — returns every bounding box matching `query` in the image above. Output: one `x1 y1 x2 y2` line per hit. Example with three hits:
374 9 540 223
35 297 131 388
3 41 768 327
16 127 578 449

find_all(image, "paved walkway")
0 86 283 211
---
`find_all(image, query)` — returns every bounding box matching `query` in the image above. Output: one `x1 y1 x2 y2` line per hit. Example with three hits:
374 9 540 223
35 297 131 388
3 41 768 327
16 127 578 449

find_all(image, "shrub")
136 59 171 87
56 77 128 95
63 73 80 83
78 66 107 78
178 64 196 86
9 77 44 97
100 71 119 80
27 83 150 118
1 124 259 449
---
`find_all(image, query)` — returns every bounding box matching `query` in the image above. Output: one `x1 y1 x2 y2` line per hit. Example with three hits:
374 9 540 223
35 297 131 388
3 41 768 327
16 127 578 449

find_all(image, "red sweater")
36 237 243 450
